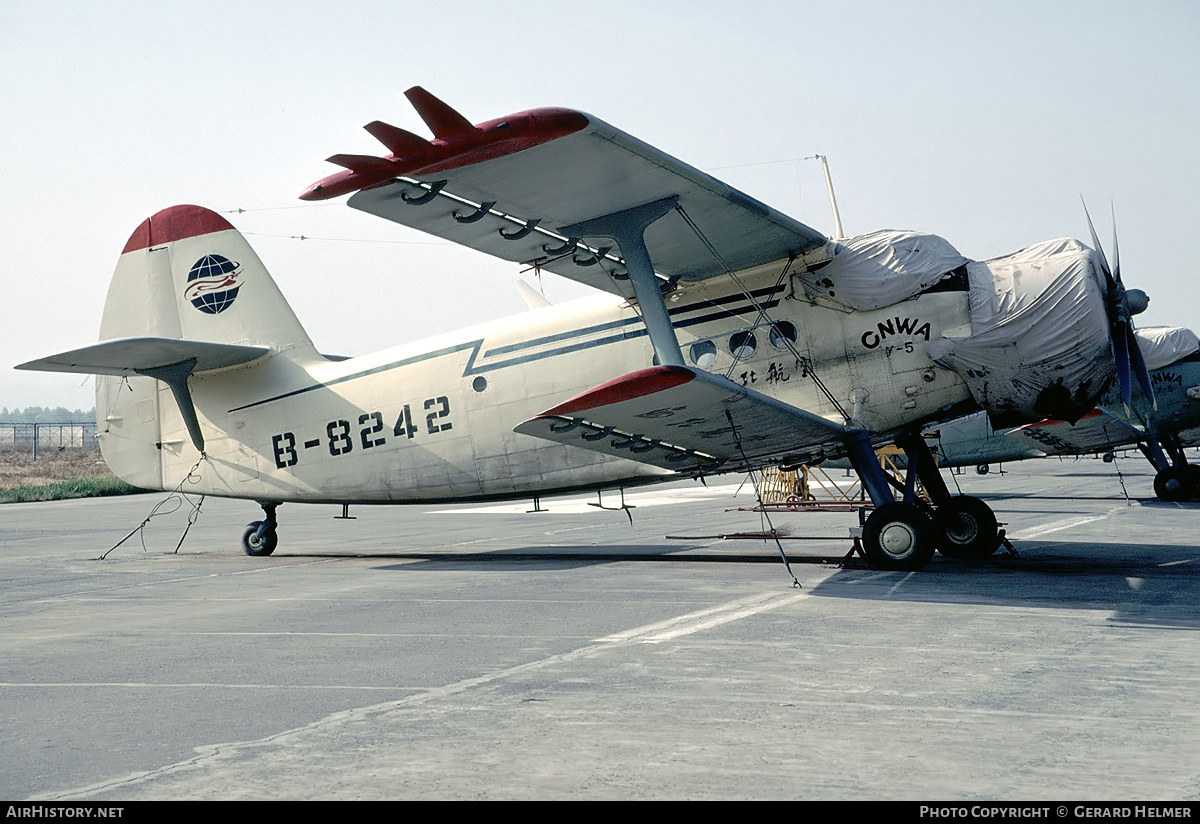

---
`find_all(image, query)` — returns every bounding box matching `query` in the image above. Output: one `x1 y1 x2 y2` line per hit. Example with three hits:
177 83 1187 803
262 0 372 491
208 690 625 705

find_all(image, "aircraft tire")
862 502 937 571
242 522 278 556
934 495 998 559
1189 465 1200 500
1153 467 1192 503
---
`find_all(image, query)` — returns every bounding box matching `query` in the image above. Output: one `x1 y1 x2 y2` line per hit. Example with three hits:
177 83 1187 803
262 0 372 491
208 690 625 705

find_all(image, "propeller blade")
1110 204 1122 286
1112 319 1133 415
404 86 477 140
1126 325 1158 411
364 121 430 156
1082 199 1154 415
1081 198 1114 288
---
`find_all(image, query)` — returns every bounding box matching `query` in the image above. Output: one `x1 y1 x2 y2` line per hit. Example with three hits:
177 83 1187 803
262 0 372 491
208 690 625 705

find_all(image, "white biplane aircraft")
17 87 1156 570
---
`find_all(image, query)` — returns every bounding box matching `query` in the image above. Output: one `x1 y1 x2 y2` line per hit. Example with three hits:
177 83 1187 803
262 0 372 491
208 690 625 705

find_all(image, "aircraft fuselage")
100 265 975 504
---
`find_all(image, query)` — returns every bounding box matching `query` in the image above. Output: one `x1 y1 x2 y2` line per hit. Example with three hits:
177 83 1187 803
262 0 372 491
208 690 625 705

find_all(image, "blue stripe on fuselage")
227 285 784 413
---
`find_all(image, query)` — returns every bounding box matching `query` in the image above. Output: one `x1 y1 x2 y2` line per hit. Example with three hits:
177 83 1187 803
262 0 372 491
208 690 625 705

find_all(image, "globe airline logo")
184 254 243 314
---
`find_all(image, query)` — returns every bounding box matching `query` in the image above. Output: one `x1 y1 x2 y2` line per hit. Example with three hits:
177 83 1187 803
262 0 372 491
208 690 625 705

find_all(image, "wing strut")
558 197 684 366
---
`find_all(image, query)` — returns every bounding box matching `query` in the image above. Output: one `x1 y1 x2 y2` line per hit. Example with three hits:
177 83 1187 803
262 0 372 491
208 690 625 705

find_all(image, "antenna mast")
806 154 846 241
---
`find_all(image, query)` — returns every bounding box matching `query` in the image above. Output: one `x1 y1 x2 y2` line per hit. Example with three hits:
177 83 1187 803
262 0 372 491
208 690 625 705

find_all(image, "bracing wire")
725 410 801 588
1101 422 1133 504
101 456 207 559
674 203 852 423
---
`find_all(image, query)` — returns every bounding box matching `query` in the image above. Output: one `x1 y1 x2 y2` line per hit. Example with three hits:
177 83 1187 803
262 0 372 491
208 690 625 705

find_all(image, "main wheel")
1154 467 1192 502
1189 465 1200 499
862 502 937 571
935 495 999 559
242 521 278 556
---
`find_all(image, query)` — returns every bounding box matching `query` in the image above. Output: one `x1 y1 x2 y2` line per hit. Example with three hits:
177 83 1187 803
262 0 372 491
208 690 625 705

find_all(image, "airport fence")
0 422 100 459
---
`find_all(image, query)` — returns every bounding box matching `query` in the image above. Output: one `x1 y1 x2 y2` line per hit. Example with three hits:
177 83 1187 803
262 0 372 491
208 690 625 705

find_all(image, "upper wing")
514 365 850 473
303 88 829 297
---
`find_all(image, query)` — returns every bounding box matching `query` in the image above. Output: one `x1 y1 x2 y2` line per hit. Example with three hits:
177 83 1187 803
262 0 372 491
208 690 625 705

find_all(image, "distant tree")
0 407 96 423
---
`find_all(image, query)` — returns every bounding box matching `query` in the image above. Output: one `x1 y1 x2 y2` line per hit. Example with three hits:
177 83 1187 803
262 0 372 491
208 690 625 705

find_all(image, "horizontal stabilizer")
18 337 268 454
15 337 268 377
515 366 849 473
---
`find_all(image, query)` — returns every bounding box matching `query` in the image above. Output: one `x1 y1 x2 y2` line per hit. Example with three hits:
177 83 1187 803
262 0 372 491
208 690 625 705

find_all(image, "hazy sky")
3 0 1197 410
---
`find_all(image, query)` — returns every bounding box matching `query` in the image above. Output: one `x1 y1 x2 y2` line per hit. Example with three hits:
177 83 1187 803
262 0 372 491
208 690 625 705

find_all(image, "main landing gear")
242 502 279 556
844 431 1001 571
1141 434 1200 503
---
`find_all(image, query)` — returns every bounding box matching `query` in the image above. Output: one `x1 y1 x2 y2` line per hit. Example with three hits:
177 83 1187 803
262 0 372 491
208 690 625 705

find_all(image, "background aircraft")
925 326 1200 501
16 88 1154 572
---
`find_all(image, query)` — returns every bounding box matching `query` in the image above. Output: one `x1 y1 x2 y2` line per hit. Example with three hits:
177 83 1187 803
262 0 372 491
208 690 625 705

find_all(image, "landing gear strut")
844 430 1001 570
242 502 279 556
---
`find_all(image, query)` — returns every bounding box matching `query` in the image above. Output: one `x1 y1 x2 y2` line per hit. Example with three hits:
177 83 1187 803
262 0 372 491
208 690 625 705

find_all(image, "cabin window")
689 340 717 368
770 321 797 349
729 331 757 359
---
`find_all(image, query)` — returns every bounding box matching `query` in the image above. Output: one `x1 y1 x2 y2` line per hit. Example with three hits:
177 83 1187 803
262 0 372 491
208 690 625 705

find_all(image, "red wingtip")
541 366 696 417
299 93 591 201
121 205 235 253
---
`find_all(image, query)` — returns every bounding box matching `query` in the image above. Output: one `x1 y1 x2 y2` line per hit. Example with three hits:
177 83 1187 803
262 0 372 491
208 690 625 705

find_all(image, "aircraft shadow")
811 541 1200 630
280 538 1200 630
288 543 812 571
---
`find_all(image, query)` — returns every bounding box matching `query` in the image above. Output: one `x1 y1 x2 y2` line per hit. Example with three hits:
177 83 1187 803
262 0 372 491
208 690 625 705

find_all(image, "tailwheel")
242 522 278 556
242 502 279 556
862 502 937 571
934 495 999 559
1154 466 1195 502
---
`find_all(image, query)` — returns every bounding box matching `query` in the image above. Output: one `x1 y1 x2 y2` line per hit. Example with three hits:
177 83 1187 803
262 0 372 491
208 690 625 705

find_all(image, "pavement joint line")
1006 507 1122 540
30 587 813 801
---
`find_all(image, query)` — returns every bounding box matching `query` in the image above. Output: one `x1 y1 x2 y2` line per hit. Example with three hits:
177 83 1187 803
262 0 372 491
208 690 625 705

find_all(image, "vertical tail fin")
102 204 312 349
95 205 314 487
18 205 314 489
